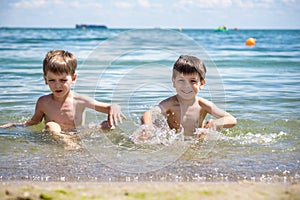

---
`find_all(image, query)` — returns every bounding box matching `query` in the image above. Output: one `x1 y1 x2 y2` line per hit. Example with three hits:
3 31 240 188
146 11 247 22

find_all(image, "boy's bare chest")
167 103 202 134
180 105 201 127
44 100 75 122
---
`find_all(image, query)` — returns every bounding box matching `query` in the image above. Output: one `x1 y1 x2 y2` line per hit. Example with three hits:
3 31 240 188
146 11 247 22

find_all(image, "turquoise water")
0 28 299 182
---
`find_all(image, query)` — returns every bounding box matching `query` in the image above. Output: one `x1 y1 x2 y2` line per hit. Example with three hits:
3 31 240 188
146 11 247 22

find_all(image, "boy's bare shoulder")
73 92 90 99
160 95 178 106
159 95 179 112
37 94 53 102
197 97 214 109
73 92 86 99
33 94 53 110
72 92 93 103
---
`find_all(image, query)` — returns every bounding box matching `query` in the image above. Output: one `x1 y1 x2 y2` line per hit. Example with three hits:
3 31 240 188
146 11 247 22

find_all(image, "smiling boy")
142 55 236 136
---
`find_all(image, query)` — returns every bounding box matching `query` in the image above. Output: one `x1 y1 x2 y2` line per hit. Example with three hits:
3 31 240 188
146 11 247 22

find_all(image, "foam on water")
227 131 288 145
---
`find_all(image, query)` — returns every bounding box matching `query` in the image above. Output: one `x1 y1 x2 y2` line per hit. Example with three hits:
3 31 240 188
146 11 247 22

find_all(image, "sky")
0 0 300 29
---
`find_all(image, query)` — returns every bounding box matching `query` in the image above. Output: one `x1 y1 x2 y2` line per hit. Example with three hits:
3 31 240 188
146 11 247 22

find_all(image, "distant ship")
75 24 107 29
214 25 228 32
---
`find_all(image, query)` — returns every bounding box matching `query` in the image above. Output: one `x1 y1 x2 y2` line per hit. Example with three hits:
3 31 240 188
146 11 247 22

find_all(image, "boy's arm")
0 122 24 128
82 94 126 127
141 110 153 125
0 120 38 128
141 104 165 125
139 106 163 139
201 98 237 131
24 97 45 126
0 97 44 128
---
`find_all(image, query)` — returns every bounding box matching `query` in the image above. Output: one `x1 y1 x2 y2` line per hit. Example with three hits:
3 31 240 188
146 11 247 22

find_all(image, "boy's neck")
176 95 197 106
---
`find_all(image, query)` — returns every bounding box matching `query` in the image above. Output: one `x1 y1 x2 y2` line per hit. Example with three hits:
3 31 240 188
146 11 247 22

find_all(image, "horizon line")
1 26 300 30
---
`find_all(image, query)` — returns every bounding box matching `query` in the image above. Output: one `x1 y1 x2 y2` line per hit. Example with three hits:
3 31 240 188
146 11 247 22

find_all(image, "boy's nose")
54 81 62 87
183 81 191 88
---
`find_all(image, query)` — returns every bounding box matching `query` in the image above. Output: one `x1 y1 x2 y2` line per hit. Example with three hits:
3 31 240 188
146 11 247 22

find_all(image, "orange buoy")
245 37 256 46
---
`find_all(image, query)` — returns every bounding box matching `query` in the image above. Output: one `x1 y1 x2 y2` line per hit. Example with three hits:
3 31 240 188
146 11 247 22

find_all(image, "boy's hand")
130 124 155 143
204 119 217 131
0 123 14 128
0 122 23 128
107 104 126 127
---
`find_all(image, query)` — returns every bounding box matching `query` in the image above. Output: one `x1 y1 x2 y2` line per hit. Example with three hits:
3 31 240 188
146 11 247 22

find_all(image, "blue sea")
0 28 299 183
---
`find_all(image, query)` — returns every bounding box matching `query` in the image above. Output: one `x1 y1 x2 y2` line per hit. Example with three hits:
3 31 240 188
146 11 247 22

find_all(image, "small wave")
226 131 287 145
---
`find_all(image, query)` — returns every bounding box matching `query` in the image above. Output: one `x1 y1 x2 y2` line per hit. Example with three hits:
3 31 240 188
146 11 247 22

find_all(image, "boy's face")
44 71 76 98
172 72 205 100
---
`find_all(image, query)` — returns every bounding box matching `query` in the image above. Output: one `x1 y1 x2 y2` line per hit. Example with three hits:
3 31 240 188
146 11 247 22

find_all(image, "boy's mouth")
181 90 192 94
55 90 63 93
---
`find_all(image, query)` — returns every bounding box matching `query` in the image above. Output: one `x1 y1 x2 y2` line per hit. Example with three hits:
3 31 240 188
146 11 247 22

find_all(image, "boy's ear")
44 76 48 85
172 77 176 88
72 74 77 83
199 79 206 90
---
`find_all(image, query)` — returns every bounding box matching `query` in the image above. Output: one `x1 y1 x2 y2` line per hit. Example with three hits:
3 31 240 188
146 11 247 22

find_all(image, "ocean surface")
0 28 299 183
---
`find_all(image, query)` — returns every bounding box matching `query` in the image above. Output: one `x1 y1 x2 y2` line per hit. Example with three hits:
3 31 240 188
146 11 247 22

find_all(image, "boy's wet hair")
173 55 206 81
43 50 77 75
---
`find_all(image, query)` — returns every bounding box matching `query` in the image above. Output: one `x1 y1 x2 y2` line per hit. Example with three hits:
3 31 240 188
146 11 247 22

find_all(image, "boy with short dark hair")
142 55 236 136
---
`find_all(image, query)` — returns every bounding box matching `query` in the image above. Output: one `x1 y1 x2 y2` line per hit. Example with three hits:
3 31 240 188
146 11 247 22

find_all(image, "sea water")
0 28 299 182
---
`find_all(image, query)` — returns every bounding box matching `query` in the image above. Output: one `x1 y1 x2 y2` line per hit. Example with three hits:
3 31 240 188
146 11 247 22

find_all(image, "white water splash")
130 124 184 145
130 106 185 145
193 128 225 141
227 131 288 145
